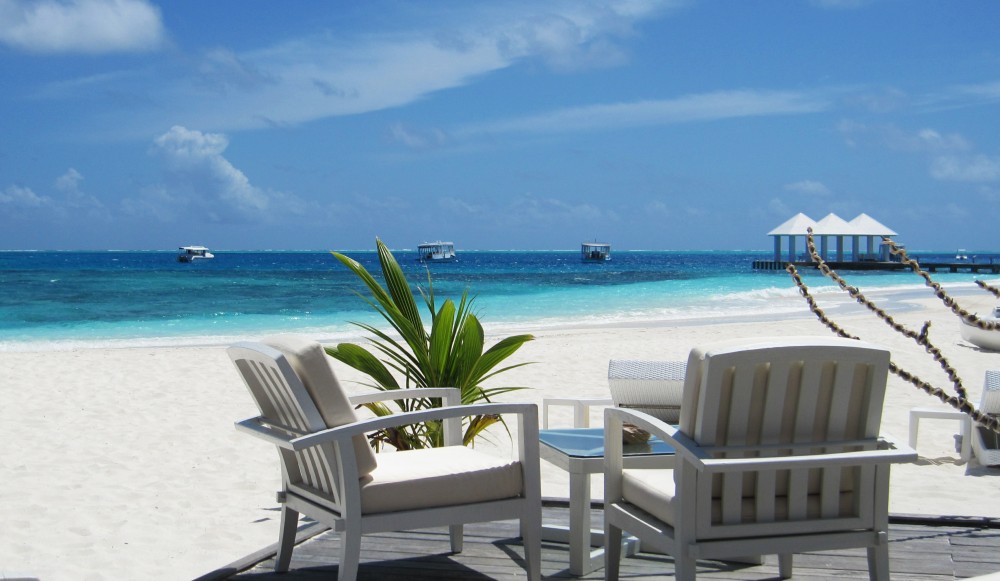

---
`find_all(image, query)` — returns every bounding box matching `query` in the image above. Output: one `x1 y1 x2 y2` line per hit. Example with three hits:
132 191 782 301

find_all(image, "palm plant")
327 238 534 450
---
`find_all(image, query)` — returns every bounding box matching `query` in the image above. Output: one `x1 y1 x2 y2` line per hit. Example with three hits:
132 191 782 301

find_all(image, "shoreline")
1 293 999 580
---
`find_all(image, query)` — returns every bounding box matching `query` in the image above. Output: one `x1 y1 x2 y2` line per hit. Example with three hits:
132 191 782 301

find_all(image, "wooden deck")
201 503 1000 580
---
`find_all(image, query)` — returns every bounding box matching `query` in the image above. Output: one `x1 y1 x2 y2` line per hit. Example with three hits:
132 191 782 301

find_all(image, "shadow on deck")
200 504 1000 580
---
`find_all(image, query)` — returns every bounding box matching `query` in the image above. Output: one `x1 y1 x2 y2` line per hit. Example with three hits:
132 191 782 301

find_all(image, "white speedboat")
417 241 456 262
178 246 214 262
960 306 1000 351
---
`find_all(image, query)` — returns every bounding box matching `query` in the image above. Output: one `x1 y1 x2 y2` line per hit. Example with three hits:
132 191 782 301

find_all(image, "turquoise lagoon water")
1 249 996 351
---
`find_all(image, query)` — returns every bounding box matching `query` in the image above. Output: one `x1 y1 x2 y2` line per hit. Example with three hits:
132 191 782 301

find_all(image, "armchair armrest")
542 397 613 428
604 407 680 502
603 407 917 474
349 387 462 444
349 387 461 407
237 401 540 463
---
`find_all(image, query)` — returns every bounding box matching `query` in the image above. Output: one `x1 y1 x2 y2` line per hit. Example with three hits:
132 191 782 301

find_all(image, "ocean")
1 249 995 351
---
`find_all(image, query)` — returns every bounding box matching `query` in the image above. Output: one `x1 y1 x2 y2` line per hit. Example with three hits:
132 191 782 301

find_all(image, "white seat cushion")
361 446 523 514
263 334 378 477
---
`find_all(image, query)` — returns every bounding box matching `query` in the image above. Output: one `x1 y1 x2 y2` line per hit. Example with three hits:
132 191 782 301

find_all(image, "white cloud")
930 155 1000 182
645 200 671 217
74 1 682 133
119 184 182 222
55 168 83 193
501 194 609 226
388 122 449 150
768 198 791 216
0 184 51 207
784 180 831 196
844 87 909 114
54 168 106 215
458 89 829 136
912 129 970 151
918 80 1000 112
0 169 108 225
438 196 485 215
150 126 271 218
196 48 275 94
0 0 165 54
837 122 970 152
502 9 630 72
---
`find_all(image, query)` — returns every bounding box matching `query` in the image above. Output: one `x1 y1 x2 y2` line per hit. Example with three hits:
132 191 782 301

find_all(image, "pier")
758 212 1000 274
753 259 1000 273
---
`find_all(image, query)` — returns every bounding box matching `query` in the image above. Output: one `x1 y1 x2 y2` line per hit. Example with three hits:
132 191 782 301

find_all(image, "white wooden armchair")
972 370 1000 466
604 337 916 581
541 359 685 428
229 336 541 580
608 359 686 424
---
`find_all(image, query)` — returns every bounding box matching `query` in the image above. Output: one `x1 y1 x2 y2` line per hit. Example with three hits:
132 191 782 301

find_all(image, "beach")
2 293 999 580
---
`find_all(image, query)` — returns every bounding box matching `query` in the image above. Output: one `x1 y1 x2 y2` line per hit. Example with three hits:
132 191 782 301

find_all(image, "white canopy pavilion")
767 212 897 263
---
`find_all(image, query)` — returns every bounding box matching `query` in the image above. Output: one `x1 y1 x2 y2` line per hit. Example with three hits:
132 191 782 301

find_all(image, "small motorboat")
417 241 456 262
960 306 1000 351
581 242 611 262
178 246 214 262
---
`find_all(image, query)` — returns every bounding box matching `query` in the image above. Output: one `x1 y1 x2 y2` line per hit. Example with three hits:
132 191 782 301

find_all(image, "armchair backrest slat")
229 342 350 507
679 337 891 534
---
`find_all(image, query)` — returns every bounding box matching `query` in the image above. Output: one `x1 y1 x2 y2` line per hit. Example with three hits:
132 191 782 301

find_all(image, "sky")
2 0 999 251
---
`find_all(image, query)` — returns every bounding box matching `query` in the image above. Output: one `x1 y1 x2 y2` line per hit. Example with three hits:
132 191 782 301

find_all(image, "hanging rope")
786 230 1000 433
880 238 1000 330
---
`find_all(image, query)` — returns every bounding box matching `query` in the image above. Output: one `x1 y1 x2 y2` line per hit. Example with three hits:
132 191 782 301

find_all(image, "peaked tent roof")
768 212 898 237
849 213 898 236
767 212 816 236
812 213 854 235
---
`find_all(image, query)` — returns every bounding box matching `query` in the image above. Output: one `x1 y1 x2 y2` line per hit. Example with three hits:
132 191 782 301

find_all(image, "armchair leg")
867 544 889 581
520 512 541 581
778 553 793 579
604 522 622 581
275 504 298 572
674 553 697 581
338 528 361 581
449 524 464 553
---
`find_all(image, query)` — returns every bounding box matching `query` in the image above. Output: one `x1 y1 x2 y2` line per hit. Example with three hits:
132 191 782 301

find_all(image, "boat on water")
417 241 456 262
177 246 214 262
960 306 1000 351
581 242 611 262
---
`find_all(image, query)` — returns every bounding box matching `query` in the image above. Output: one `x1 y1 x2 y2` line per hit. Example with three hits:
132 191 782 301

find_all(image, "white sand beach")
2 292 999 580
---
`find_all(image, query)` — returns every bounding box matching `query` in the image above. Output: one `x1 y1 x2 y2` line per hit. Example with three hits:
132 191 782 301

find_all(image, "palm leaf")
467 334 534 384
428 299 456 383
331 240 534 450
325 343 400 389
375 239 426 341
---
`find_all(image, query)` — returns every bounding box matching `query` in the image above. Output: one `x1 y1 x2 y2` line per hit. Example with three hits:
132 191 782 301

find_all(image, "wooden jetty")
759 212 1000 274
753 259 1000 274
201 503 1000 580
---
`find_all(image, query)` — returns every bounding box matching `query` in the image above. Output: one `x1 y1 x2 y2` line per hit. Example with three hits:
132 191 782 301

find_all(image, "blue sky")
2 0 999 251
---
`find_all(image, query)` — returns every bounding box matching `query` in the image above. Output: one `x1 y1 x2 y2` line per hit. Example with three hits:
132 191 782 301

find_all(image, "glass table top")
539 427 674 458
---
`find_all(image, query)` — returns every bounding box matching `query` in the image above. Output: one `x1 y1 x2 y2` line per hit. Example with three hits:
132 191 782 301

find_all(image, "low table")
538 427 675 575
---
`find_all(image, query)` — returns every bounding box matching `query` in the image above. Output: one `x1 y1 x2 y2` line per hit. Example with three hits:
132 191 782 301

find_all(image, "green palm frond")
328 238 534 450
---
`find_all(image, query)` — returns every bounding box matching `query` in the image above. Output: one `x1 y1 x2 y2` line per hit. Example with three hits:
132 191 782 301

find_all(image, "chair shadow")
230 553 496 580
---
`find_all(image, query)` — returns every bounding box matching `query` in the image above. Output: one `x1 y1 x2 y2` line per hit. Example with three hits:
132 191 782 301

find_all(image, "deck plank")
214 506 1000 580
